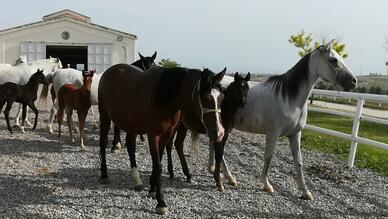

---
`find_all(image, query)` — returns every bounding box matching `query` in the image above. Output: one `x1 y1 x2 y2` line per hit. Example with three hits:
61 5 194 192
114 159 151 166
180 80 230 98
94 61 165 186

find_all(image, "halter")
317 48 340 91
202 107 221 114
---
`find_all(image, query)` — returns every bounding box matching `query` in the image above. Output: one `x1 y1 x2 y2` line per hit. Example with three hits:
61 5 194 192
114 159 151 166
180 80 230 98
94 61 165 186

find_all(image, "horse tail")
191 131 199 153
39 83 49 106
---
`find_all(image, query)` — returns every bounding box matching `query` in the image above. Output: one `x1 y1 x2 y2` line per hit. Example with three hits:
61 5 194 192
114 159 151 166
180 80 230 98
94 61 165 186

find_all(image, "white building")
0 9 137 73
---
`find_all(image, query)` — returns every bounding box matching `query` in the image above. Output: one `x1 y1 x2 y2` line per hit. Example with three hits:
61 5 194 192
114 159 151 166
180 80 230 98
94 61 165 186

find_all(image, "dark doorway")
46 45 87 70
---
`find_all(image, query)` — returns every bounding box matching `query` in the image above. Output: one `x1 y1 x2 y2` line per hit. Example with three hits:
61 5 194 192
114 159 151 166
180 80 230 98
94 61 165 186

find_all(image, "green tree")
288 30 348 58
158 58 180 68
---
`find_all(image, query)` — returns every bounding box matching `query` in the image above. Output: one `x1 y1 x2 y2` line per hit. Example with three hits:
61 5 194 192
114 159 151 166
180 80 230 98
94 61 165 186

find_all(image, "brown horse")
98 65 226 215
57 70 95 148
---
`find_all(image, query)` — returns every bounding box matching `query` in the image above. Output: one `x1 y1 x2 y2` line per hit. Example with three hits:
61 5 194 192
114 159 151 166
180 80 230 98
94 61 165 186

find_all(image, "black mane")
266 53 311 102
154 67 188 107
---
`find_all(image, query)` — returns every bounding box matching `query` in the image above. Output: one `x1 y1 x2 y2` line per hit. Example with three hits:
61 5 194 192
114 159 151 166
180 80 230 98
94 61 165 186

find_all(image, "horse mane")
154 67 188 107
131 59 144 69
265 53 311 102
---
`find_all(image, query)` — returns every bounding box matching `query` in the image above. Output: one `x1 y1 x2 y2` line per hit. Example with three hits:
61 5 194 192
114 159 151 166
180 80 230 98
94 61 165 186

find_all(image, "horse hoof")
93 124 98 130
155 207 168 215
110 149 120 154
208 165 215 174
301 191 314 201
218 185 225 192
100 177 110 185
228 178 238 187
168 174 174 180
148 192 156 199
263 184 274 193
186 177 192 183
134 184 144 191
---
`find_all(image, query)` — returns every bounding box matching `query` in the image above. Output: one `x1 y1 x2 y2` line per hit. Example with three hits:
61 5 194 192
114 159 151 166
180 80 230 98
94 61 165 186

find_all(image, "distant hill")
357 75 388 90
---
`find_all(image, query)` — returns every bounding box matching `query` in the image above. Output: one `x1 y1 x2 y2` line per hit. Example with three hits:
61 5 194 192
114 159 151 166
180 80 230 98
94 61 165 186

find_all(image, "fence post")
347 98 365 168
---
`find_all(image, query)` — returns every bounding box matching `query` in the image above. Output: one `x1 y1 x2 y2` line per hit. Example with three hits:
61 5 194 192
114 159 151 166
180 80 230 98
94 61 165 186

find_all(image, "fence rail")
306 89 388 168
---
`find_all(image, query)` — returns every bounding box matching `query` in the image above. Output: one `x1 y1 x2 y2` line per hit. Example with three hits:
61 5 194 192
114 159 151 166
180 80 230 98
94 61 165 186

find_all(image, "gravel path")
0 103 387 218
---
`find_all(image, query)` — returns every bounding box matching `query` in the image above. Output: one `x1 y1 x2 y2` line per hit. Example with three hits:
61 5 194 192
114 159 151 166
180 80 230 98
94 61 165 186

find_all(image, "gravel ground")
0 101 387 218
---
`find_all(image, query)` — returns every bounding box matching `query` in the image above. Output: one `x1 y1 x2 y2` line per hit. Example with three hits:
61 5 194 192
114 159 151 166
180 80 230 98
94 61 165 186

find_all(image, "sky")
1 0 388 75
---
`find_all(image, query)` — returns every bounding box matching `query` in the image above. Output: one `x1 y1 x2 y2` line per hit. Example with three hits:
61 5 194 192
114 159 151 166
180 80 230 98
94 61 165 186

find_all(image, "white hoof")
227 176 238 186
263 184 274 193
302 191 314 201
156 207 168 215
218 185 225 192
25 120 32 127
208 165 215 174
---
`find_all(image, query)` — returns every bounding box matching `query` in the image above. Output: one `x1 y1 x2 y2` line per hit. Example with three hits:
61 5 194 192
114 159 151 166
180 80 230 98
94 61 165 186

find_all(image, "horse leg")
165 137 174 179
24 107 32 127
218 133 237 186
288 132 313 200
57 107 64 138
15 104 22 127
20 104 27 134
213 138 227 192
125 133 144 191
111 125 122 152
208 142 215 174
148 135 168 215
259 135 278 193
4 102 14 134
99 104 111 184
27 102 39 131
174 124 192 182
66 108 74 142
47 99 57 134
77 111 87 148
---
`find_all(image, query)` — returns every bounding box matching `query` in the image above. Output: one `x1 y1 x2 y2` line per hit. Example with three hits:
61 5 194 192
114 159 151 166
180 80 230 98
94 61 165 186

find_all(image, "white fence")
305 89 388 168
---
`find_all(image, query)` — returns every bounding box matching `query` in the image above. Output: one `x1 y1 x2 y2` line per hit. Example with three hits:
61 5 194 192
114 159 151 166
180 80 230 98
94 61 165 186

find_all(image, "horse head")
82 69 95 91
228 72 250 107
31 69 49 85
136 51 157 71
313 40 357 91
197 67 226 142
15 55 27 65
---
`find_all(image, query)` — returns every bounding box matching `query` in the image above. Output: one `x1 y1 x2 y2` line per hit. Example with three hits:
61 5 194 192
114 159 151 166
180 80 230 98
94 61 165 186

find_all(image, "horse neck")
25 76 41 93
293 56 320 108
221 85 240 130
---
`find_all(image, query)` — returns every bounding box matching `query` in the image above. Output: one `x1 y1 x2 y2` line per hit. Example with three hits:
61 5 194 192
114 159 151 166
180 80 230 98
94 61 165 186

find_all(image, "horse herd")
0 40 357 215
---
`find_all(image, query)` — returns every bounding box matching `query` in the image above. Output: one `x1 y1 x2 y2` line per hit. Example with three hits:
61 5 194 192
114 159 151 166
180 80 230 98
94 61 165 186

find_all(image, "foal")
0 69 48 134
57 70 95 148
164 72 250 191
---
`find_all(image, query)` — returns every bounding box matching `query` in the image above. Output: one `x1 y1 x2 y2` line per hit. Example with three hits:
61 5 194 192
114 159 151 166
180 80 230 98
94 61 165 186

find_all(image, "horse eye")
329 57 338 64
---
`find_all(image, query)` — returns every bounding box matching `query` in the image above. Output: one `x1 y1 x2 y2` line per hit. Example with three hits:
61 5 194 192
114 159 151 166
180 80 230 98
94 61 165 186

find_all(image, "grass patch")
302 111 388 176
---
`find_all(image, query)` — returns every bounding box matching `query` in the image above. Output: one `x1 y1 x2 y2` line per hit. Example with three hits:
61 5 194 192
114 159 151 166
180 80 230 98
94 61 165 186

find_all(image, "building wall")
0 18 135 65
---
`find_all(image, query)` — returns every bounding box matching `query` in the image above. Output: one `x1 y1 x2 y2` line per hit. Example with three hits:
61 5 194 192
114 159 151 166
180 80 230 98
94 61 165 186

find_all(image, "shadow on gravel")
0 138 64 155
0 174 54 218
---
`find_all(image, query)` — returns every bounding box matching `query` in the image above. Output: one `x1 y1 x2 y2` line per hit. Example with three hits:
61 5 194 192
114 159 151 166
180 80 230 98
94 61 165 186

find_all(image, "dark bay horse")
111 52 157 150
0 69 48 134
98 65 226 215
163 72 250 191
57 70 95 148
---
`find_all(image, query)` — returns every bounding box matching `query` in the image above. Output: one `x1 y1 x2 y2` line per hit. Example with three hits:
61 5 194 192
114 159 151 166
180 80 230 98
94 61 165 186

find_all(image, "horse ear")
151 51 157 60
214 67 226 82
139 53 145 60
245 72 251 81
324 39 335 51
82 71 86 77
234 72 240 81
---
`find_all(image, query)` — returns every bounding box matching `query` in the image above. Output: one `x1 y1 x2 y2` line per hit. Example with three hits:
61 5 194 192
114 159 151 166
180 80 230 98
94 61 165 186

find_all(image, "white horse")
207 40 357 199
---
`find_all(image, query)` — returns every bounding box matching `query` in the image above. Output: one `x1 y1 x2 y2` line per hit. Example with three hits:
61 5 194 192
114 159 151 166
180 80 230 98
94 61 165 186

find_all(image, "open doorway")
46 45 87 71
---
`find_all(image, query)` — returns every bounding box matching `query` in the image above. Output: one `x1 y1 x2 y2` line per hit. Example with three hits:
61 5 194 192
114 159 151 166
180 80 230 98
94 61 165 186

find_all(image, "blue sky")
1 0 388 75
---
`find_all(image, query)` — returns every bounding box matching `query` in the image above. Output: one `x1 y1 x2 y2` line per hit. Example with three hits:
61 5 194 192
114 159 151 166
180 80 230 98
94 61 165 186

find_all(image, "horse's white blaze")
211 89 224 141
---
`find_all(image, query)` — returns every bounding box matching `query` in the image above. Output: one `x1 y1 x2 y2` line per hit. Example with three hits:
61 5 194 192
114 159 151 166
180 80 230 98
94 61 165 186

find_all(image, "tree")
288 30 348 58
158 58 180 68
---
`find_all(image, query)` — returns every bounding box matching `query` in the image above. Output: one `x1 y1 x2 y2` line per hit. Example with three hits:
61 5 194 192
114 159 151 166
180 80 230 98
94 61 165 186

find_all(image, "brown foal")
57 70 95 148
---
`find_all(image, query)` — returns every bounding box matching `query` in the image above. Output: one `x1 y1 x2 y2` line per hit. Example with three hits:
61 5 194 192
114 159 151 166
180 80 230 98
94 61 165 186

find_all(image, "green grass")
302 111 388 176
